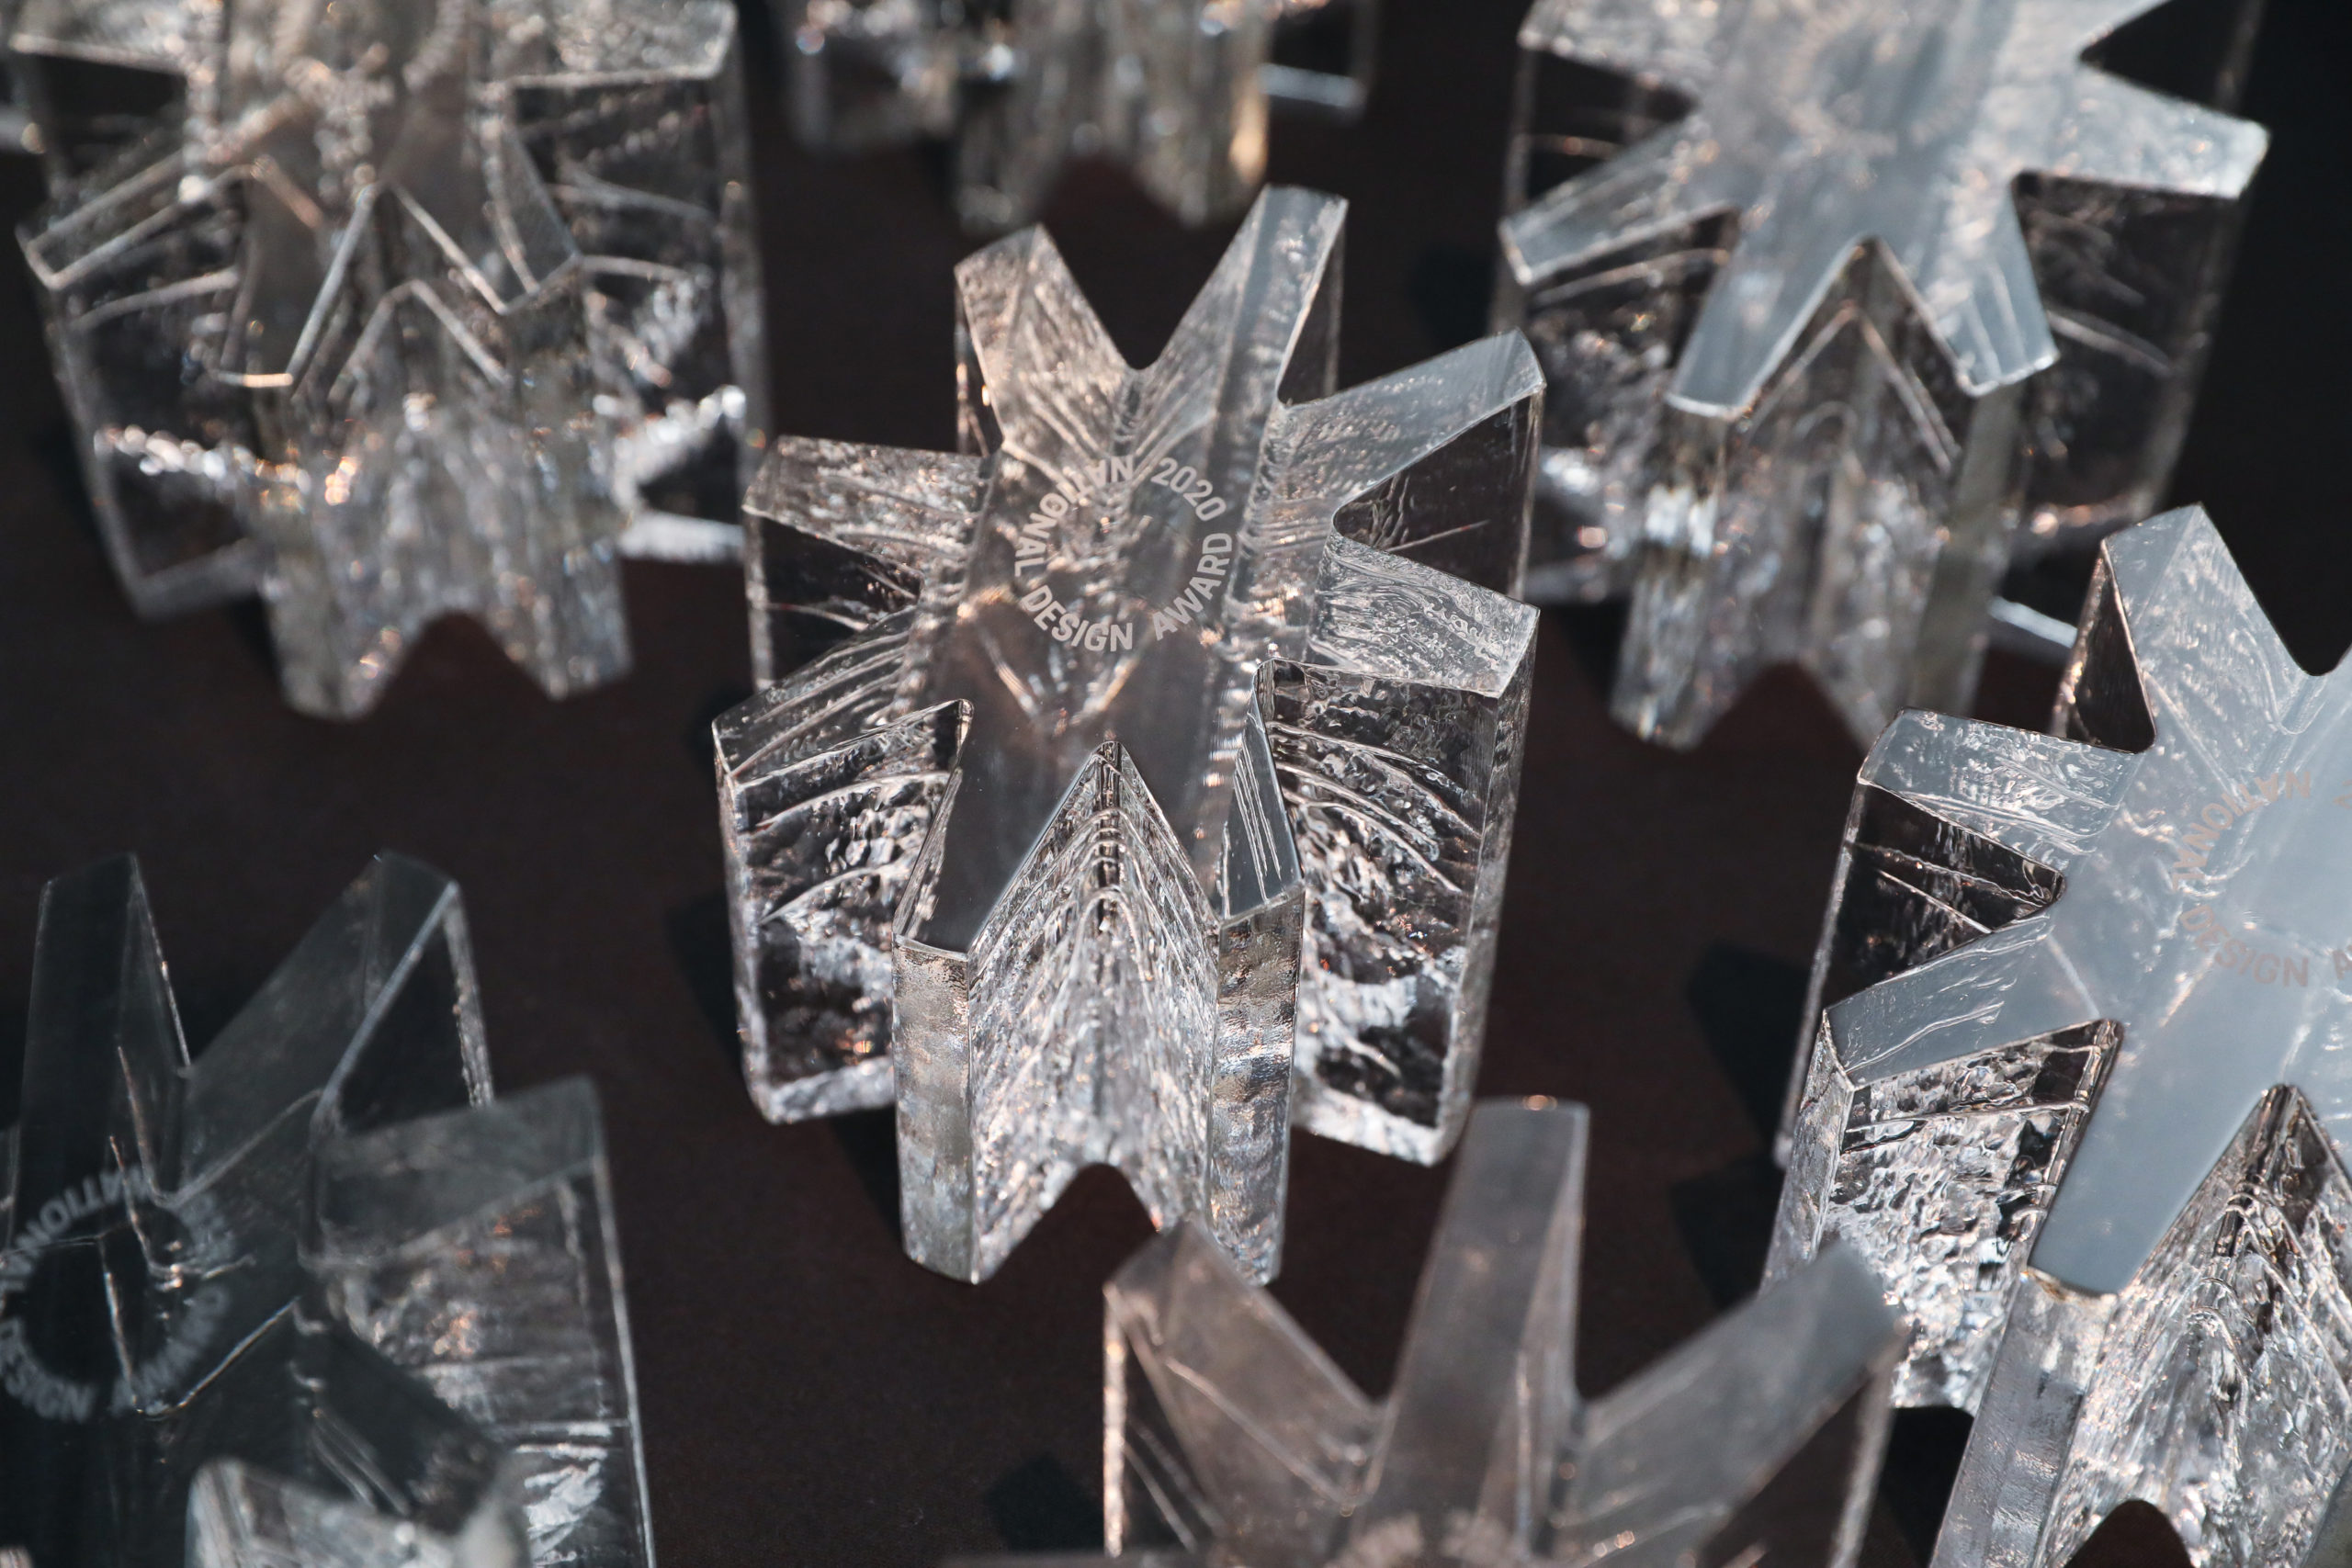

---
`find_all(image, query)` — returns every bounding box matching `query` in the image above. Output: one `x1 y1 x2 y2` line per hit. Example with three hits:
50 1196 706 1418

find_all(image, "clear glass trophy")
13 0 767 715
961 1099 1905 1568
0 853 653 1567
779 0 1378 231
1771 509 2352 1565
1496 0 2265 750
718 187 1543 1281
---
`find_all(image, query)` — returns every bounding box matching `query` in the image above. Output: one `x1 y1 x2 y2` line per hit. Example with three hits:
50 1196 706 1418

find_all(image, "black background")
3 0 2348 1562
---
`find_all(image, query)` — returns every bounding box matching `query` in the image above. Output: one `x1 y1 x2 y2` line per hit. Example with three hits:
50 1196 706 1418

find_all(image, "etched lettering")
1016 461 1236 655
0 1177 229 1423
2167 771 2320 884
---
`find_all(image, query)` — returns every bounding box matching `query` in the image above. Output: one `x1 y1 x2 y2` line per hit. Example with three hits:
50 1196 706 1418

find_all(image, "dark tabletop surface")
2 0 2347 1562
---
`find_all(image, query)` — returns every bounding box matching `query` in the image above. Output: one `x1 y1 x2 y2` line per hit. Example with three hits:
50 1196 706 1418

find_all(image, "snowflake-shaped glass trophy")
717 187 1542 1283
779 0 1376 232
0 853 653 1568
12 0 767 716
1769 509 2352 1566
951 1099 1904 1568
1494 0 2267 750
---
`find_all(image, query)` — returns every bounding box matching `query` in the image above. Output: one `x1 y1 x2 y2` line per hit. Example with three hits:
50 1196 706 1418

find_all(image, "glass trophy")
718 187 1542 1281
960 1099 1905 1568
1495 0 2265 750
1770 509 2352 1565
779 0 1377 231
0 853 653 1567
12 0 767 715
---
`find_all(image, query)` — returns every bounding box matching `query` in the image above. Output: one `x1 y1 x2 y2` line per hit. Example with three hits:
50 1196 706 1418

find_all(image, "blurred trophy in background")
11 0 767 716
1496 0 2265 750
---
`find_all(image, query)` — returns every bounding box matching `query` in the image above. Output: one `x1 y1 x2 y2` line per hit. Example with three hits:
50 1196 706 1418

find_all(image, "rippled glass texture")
718 188 1540 1282
1770 510 2352 1562
778 0 1375 231
12 0 766 716
1930 1088 2352 1568
0 853 652 1568
946 1100 1903 1568
1496 0 2265 750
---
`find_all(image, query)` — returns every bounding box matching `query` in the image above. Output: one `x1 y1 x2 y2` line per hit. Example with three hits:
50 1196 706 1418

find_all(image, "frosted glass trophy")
0 853 653 1567
780 0 1376 231
13 0 767 716
955 1099 1905 1568
1496 0 2266 750
718 187 1541 1282
1770 509 2352 1565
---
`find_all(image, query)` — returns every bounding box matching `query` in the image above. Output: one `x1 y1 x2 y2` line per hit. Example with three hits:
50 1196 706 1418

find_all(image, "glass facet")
0 854 654 1568
1770 509 2352 1563
1496 0 2266 750
778 0 1376 231
12 0 768 716
718 187 1542 1282
951 1100 1904 1568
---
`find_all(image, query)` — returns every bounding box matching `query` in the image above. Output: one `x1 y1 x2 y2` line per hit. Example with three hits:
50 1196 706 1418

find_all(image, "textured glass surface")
1496 0 2266 750
1770 508 2352 1560
949 1099 1904 1568
718 187 1541 1282
12 0 766 715
0 854 652 1568
778 0 1375 231
1929 1088 2352 1568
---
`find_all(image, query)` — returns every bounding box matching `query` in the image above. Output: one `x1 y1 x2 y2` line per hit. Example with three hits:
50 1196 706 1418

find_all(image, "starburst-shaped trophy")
780 0 1375 231
1770 509 2352 1565
1495 0 2266 750
951 1099 1904 1568
0 853 652 1568
718 187 1541 1283
12 0 767 716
